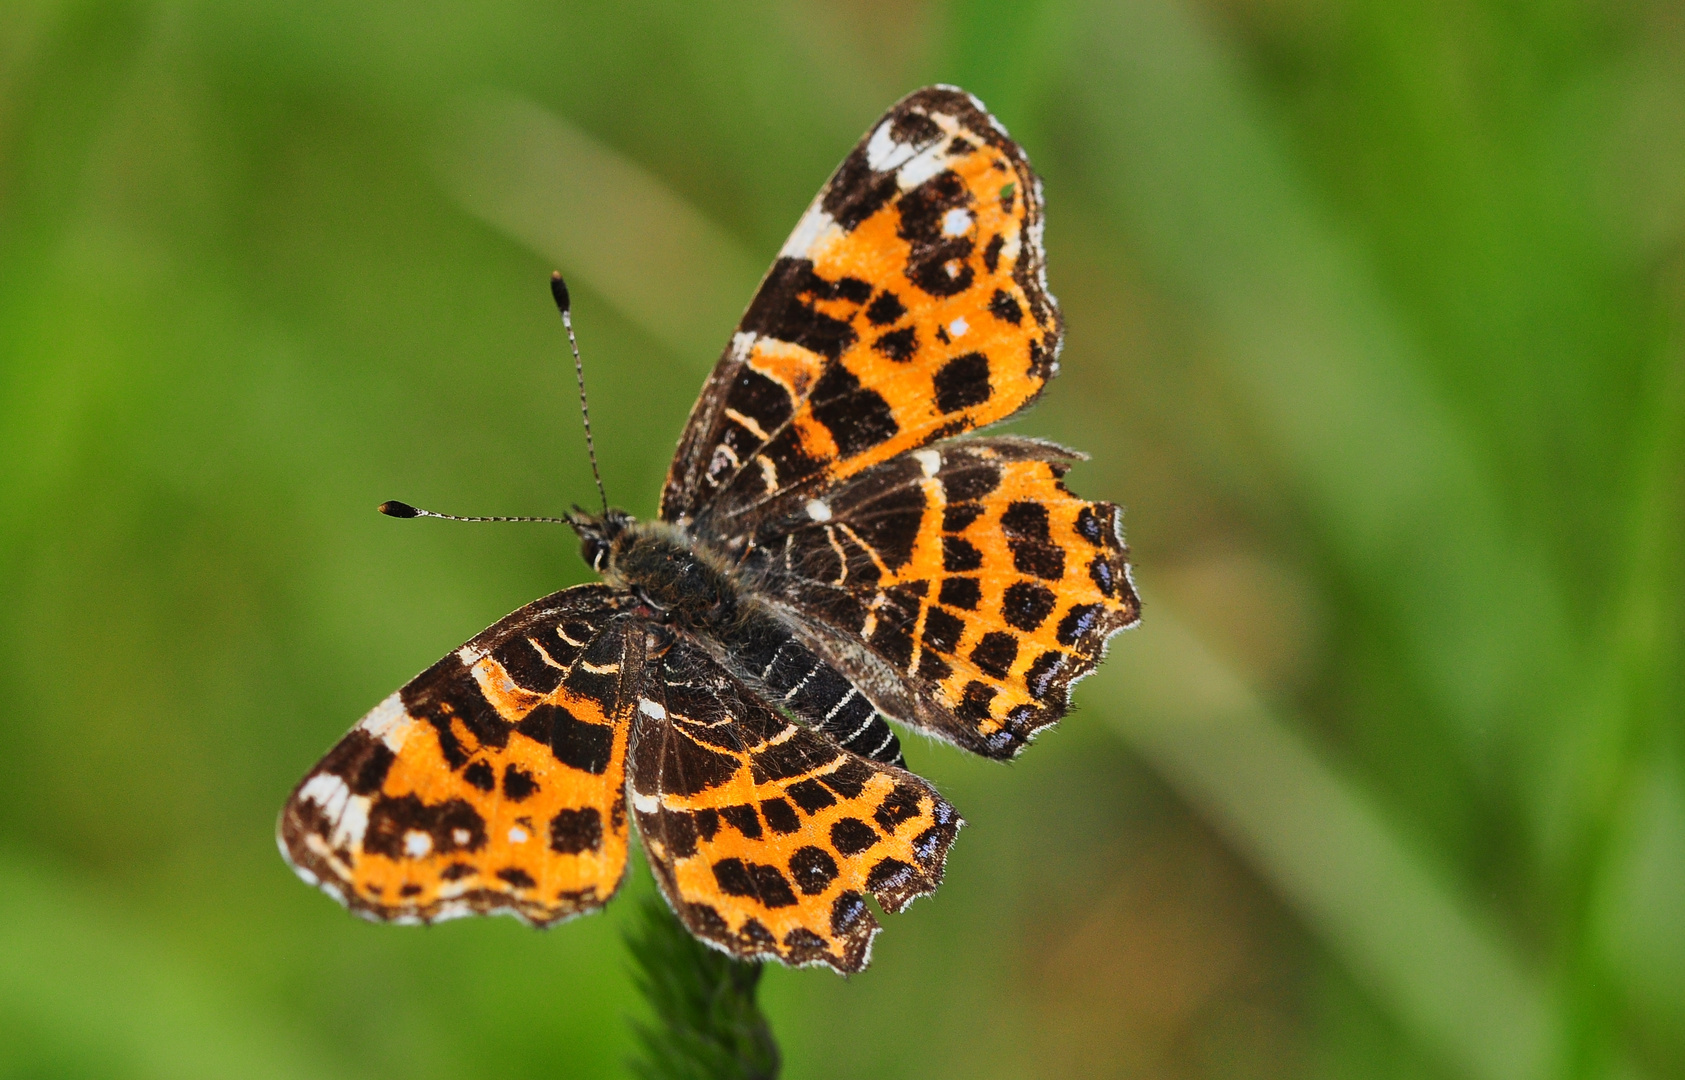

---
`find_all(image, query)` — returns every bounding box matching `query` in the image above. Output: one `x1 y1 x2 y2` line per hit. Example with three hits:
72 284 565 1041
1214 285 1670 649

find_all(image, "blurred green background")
3 1 1682 1077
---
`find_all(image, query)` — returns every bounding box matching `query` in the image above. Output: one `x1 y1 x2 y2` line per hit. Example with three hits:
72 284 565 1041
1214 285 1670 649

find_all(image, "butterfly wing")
627 636 961 973
661 85 1061 531
740 438 1140 758
279 585 640 926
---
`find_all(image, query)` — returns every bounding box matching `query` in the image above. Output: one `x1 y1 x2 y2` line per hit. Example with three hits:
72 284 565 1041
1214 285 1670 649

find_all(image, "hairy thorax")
573 512 823 711
578 512 745 633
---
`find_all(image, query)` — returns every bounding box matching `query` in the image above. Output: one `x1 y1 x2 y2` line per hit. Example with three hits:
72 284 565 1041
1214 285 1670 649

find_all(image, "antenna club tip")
378 500 421 518
549 272 570 313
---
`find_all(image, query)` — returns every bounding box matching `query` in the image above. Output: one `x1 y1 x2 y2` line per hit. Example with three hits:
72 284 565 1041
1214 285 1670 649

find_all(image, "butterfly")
279 85 1140 973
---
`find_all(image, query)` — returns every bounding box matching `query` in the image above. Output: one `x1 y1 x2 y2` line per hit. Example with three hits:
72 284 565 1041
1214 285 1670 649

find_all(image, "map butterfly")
280 86 1141 973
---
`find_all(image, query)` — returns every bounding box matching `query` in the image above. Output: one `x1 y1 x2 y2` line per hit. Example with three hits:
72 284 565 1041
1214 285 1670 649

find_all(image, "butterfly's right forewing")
661 86 1063 531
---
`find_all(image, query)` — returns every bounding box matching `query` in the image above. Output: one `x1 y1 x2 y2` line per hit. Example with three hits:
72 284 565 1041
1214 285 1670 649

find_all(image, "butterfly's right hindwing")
746 438 1140 758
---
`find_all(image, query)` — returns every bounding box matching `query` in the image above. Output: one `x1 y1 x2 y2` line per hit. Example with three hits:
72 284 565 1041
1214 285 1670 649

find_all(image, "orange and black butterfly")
279 86 1140 973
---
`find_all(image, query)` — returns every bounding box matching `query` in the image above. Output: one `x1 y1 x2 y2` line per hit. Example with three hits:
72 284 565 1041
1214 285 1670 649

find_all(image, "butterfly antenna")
376 501 572 524
551 272 609 516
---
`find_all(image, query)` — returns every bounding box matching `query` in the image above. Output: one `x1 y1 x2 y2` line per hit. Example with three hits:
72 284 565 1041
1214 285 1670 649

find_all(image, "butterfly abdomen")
593 516 908 766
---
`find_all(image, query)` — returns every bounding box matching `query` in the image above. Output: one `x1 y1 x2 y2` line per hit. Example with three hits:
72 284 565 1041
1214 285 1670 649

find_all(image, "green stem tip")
625 894 781 1080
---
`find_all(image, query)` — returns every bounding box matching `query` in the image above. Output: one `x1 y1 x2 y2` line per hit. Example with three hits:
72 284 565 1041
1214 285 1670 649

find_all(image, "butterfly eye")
579 535 610 572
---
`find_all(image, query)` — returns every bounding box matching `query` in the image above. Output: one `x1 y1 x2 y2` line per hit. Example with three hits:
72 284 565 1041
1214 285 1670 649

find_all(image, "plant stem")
625 893 780 1080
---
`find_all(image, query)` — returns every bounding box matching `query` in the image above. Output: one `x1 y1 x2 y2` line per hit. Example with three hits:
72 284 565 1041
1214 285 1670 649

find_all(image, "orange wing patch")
663 86 1061 527
631 640 961 973
279 587 635 926
897 442 1139 751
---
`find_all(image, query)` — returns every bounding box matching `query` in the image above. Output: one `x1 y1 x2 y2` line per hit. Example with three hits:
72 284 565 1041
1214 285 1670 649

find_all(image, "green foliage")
625 895 780 1080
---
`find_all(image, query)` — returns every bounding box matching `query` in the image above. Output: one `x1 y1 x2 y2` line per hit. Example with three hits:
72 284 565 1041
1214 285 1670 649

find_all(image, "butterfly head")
566 506 636 573
566 510 742 630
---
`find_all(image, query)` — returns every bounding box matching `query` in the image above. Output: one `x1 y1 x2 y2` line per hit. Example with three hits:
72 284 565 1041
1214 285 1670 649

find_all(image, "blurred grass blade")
1090 613 1557 1080
1064 0 1575 752
437 91 761 363
0 854 354 1080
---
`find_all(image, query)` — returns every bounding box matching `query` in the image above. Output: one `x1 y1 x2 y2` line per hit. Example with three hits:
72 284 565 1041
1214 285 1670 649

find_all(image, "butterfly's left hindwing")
279 586 637 926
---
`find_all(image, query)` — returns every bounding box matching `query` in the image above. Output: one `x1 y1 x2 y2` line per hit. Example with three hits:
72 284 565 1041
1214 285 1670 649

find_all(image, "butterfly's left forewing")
279 585 638 926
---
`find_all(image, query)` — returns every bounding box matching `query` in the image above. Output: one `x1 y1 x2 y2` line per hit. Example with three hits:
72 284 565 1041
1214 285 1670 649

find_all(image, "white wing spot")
298 774 373 850
865 120 917 172
359 693 409 750
870 109 965 192
633 791 659 814
914 449 941 477
508 826 529 844
780 208 838 259
299 772 350 817
805 499 833 522
942 208 972 236
334 797 369 849
1002 229 1023 266
899 146 949 189
451 828 471 846
639 697 667 720
404 830 432 858
706 443 739 483
948 317 969 338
